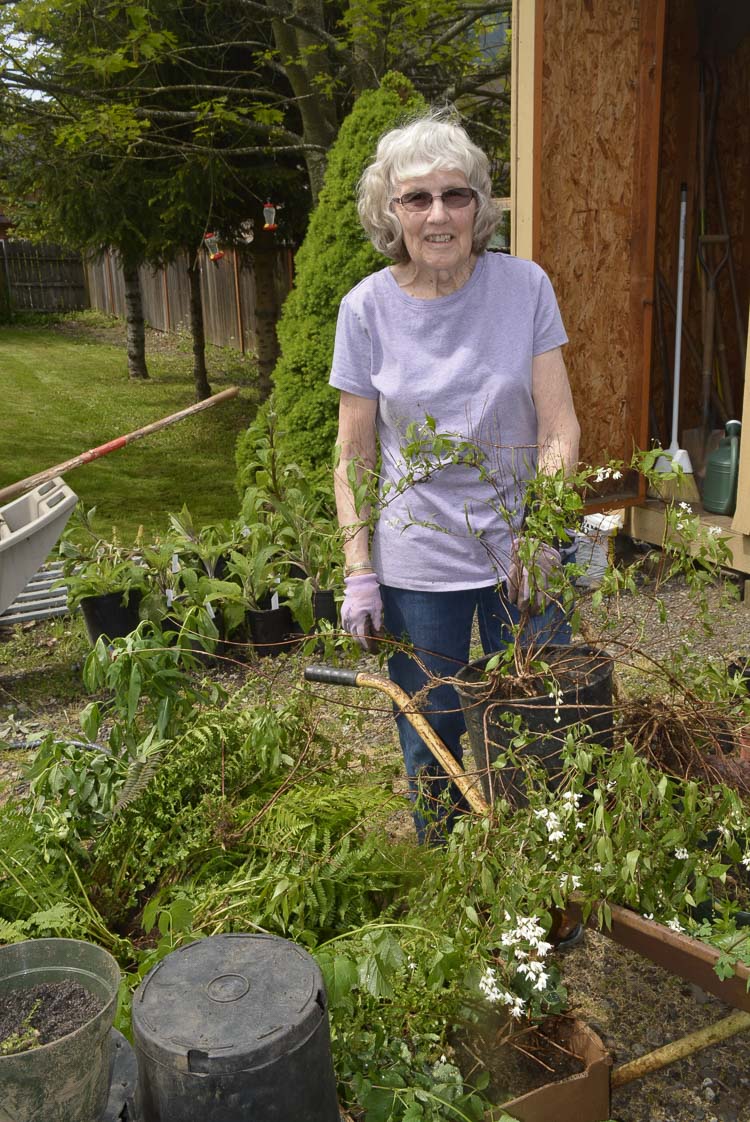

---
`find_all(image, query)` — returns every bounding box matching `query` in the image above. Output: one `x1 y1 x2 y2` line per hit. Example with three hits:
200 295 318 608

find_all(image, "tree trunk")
253 242 282 400
123 262 149 379
270 0 339 202
186 257 212 401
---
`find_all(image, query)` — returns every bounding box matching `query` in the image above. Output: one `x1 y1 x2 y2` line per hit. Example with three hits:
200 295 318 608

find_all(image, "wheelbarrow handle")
304 665 362 687
304 665 490 816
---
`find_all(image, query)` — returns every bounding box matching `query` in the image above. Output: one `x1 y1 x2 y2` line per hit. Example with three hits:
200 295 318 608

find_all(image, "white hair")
357 109 498 263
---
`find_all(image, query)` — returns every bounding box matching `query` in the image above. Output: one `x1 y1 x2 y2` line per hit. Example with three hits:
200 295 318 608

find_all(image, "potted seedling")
239 415 341 639
56 506 147 645
224 529 295 658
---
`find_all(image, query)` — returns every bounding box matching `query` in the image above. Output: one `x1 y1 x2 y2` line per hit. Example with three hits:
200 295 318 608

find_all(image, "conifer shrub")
236 73 427 482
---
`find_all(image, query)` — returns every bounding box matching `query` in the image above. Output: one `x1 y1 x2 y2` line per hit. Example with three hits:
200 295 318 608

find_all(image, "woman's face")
391 168 476 277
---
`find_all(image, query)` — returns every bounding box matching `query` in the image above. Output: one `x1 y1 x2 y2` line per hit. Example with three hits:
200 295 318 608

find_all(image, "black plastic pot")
80 590 142 646
0 937 121 1122
247 604 298 657
312 589 337 628
132 933 340 1122
455 645 614 806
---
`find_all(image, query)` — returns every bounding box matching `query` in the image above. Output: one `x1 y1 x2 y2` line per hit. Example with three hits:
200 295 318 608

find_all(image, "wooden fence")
85 246 293 354
0 239 88 311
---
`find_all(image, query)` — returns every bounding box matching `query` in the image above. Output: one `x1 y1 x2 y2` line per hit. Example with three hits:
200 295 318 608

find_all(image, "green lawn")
0 313 261 540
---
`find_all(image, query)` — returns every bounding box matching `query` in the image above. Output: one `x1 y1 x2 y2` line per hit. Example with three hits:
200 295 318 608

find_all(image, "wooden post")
510 0 542 260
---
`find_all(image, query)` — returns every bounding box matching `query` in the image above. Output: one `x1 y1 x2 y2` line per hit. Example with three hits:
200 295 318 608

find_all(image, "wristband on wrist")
344 560 374 577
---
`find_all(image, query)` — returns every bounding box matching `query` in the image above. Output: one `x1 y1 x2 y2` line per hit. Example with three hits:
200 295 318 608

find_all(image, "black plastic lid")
132 934 327 1074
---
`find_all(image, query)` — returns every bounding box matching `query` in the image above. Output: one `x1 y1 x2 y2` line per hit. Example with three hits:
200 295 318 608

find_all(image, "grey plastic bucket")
455 645 613 806
132 932 340 1122
0 937 121 1122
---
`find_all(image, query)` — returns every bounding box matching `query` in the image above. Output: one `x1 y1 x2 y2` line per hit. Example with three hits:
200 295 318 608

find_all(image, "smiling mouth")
425 234 453 243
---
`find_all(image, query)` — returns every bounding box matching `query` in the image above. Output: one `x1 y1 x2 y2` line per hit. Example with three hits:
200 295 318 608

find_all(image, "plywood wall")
536 0 664 469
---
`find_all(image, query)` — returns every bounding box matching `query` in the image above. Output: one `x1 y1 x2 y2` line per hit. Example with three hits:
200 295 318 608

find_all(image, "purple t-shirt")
329 252 567 591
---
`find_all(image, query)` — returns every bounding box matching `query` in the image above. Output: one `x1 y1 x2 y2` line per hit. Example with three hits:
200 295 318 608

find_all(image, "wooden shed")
509 0 750 582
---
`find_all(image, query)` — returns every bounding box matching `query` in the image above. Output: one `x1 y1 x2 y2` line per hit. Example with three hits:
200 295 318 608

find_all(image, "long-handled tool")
0 386 240 505
304 663 489 814
698 233 729 453
654 185 699 499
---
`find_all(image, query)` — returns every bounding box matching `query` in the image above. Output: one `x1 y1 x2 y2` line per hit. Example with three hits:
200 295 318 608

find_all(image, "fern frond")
114 748 167 815
0 917 27 943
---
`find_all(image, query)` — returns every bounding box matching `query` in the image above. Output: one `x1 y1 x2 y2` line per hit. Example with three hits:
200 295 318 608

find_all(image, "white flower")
559 873 581 890
707 525 722 536
562 792 582 806
408 960 417 971
478 966 503 1004
502 992 527 1019
593 862 603 873
666 917 683 932
548 829 565 843
612 470 623 480
440 1054 447 1063
674 847 689 860
643 912 654 920
679 501 692 512
741 853 750 871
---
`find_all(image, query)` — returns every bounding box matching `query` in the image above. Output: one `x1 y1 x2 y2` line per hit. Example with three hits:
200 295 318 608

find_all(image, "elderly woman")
330 111 580 843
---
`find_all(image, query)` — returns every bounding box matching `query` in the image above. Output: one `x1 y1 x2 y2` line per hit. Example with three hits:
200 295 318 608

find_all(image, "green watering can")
703 419 741 517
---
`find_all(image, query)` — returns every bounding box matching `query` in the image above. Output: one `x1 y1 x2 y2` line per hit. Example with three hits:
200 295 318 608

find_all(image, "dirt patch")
455 1014 586 1102
561 929 750 1122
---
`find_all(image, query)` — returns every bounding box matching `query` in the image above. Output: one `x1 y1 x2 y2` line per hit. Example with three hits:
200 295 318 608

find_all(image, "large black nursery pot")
132 932 340 1122
455 644 614 806
0 937 121 1122
80 590 142 646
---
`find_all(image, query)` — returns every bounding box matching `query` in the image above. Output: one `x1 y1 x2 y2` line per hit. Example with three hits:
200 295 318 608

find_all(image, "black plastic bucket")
455 645 614 806
80 591 142 646
132 933 340 1122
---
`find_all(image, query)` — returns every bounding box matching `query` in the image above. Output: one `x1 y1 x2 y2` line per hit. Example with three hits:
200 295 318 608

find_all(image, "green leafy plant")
56 505 147 611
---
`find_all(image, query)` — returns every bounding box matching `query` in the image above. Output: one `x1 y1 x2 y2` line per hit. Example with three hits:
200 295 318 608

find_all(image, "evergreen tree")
236 73 427 481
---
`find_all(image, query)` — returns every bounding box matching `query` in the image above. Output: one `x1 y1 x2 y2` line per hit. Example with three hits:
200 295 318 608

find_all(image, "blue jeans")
380 583 572 844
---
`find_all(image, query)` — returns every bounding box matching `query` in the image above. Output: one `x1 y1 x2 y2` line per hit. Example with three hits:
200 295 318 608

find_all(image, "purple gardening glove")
341 572 383 650
506 537 562 614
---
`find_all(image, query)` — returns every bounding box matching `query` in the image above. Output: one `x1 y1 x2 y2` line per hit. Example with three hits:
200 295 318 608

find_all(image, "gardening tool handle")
304 665 362 687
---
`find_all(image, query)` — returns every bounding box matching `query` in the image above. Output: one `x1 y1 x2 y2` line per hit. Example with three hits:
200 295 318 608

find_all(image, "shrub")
236 73 427 483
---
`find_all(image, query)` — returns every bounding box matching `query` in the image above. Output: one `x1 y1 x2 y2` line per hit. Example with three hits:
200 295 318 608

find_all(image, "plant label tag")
166 589 174 608
205 599 216 620
271 592 279 611
171 553 180 573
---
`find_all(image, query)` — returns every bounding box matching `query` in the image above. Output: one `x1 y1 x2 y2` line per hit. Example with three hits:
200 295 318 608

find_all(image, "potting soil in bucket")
455 644 614 806
131 932 340 1122
0 937 121 1122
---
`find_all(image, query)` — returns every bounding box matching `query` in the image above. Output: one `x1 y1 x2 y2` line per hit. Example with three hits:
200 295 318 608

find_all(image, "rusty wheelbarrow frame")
304 663 750 1105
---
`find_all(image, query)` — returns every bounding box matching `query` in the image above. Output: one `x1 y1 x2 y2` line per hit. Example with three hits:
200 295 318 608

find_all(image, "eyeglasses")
391 187 477 213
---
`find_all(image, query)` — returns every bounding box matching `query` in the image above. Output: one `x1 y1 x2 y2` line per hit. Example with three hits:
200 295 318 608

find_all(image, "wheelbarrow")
0 388 238 619
303 662 750 1106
